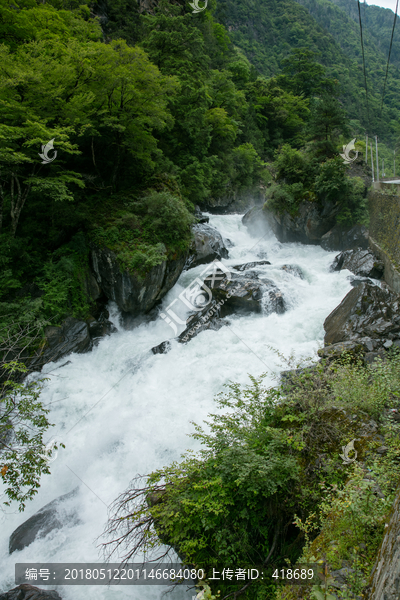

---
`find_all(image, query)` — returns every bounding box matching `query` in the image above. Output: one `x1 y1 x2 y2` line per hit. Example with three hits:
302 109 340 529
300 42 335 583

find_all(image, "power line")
357 0 371 128
381 0 399 111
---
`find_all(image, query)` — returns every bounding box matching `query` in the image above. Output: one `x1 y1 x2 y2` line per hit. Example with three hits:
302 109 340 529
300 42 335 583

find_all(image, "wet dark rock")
194 205 209 224
224 238 234 248
233 260 271 271
212 273 285 317
0 585 62 600
349 277 374 288
243 202 337 245
330 249 384 279
179 302 226 343
185 224 229 269
91 245 187 315
323 282 400 347
88 310 117 343
280 264 304 279
9 489 79 554
152 302 226 348
151 341 172 355
83 270 102 303
33 318 92 367
30 311 116 368
321 223 369 251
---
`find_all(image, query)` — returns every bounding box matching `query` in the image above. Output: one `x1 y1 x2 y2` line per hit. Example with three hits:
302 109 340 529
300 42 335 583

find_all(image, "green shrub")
274 144 310 185
103 352 400 600
138 190 194 247
265 181 308 215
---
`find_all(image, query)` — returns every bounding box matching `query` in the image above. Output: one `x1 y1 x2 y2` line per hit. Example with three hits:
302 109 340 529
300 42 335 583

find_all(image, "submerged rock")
233 260 271 271
330 249 384 279
280 264 304 279
185 223 229 269
0 585 62 600
151 340 172 355
323 282 400 347
9 489 79 554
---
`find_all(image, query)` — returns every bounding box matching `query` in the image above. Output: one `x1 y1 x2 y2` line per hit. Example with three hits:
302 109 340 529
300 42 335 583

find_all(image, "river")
0 213 352 599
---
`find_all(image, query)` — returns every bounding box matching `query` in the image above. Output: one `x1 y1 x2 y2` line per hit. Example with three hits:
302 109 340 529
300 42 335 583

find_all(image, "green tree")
0 324 57 511
0 36 178 235
280 48 327 98
308 94 349 157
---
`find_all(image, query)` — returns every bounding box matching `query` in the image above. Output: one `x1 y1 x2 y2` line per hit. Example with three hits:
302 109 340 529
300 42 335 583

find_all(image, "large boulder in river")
323 282 400 347
233 260 271 271
9 489 79 554
321 223 369 251
151 269 285 350
330 249 384 279
212 273 285 316
30 311 116 369
185 223 229 269
91 245 187 315
0 585 62 600
243 201 337 245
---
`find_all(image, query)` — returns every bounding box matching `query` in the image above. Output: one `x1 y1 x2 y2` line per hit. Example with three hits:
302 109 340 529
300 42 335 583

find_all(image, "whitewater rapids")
0 213 353 599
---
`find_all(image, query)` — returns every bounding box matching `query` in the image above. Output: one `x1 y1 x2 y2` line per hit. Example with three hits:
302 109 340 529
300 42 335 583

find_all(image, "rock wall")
369 237 400 294
91 246 187 316
369 190 400 274
367 485 400 600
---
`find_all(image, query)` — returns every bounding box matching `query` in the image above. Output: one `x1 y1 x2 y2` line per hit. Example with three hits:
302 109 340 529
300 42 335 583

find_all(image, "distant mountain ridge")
214 0 400 144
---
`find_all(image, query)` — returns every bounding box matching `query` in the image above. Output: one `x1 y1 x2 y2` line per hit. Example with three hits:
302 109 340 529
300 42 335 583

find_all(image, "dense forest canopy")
1 0 400 591
0 0 398 334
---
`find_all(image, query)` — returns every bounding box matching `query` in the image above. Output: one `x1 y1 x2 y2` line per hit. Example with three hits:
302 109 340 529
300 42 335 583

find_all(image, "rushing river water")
0 214 353 599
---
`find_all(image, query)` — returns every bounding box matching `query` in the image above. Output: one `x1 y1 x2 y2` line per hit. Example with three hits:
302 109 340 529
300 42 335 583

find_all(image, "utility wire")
357 0 371 128
381 0 399 111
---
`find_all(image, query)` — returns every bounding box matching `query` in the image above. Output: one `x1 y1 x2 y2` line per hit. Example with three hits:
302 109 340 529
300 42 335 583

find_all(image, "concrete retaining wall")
368 190 400 292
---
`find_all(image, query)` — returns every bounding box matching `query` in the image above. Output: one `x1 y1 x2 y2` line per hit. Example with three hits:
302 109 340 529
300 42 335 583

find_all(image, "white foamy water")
0 214 352 599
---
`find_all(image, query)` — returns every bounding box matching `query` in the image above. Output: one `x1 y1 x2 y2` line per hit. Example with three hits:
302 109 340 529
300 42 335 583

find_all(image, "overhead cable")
357 0 371 128
381 0 399 111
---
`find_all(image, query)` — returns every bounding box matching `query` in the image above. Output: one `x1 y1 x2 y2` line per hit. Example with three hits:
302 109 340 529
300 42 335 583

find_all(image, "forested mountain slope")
326 0 400 67
0 0 398 345
214 0 400 144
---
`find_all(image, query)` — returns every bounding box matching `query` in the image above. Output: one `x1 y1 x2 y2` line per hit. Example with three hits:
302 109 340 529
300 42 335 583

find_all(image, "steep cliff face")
242 201 338 245
91 246 187 315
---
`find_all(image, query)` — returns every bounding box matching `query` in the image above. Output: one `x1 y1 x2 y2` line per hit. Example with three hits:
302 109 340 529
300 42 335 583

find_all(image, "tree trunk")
10 173 30 237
